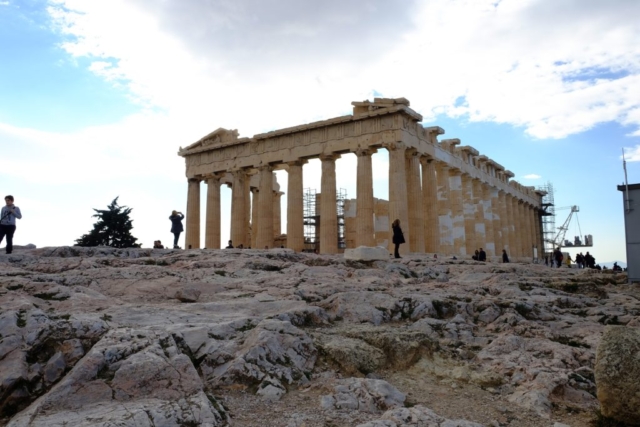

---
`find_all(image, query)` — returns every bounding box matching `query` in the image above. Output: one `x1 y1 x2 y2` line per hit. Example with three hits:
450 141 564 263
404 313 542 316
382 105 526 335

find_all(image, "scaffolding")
538 182 556 255
302 187 347 252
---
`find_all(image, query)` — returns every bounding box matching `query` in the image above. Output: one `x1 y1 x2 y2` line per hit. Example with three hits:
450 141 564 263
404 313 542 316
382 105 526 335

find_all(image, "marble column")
185 178 201 249
462 174 476 256
472 179 485 254
448 168 466 255
436 162 453 254
420 157 438 253
250 188 259 249
230 169 247 248
534 209 542 258
499 191 510 254
529 205 537 258
491 187 502 255
273 191 283 239
509 197 519 257
406 150 424 253
205 175 221 249
482 183 495 257
506 194 517 257
256 166 274 249
356 149 376 248
320 154 339 254
517 200 526 257
287 161 305 252
388 143 410 255
244 173 251 245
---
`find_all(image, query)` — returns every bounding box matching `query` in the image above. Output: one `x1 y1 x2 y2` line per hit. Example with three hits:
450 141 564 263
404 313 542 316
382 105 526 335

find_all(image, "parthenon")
178 98 545 259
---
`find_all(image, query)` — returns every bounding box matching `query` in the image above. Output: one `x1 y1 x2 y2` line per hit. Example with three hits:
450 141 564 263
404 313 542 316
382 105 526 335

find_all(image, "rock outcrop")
595 325 640 425
0 247 634 426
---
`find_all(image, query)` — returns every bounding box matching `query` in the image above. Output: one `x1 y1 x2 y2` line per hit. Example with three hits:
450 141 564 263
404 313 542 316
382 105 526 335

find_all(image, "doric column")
230 169 247 248
406 149 424 253
448 168 466 255
205 175 221 249
355 149 376 247
320 154 340 254
499 191 510 254
529 204 537 258
491 187 502 256
286 161 305 252
388 143 410 255
273 191 283 238
482 182 495 257
510 196 521 257
517 200 526 257
436 162 453 255
244 173 252 245
472 179 485 254
185 178 201 249
256 165 274 249
420 156 438 253
534 208 542 257
462 174 476 255
251 188 259 249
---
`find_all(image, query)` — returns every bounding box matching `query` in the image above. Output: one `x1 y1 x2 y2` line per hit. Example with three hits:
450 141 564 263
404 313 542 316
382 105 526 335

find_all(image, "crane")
547 205 593 249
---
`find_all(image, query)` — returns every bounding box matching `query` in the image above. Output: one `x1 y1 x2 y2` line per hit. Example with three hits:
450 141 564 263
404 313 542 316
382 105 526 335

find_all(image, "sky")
1 0 639 265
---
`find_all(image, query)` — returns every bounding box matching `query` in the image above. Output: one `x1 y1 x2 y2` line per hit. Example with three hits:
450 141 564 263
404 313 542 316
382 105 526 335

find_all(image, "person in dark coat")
169 210 184 249
502 249 509 263
478 248 487 262
391 219 405 259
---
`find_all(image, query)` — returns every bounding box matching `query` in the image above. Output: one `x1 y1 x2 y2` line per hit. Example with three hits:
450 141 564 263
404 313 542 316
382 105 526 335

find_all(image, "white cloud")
523 174 542 179
623 145 640 162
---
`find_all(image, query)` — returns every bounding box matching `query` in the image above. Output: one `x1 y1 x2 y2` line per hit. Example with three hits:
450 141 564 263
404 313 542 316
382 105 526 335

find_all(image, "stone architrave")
205 175 221 249
448 168 466 255
185 178 201 249
251 188 259 249
405 149 424 253
420 157 438 253
355 149 376 248
256 166 274 249
482 183 495 257
462 174 476 256
491 187 502 255
472 179 485 254
387 142 410 255
274 190 283 238
230 169 247 248
320 154 340 254
436 162 453 254
286 161 305 252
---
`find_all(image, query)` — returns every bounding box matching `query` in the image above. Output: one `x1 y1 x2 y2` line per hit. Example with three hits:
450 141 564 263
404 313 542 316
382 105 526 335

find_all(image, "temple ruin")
178 98 545 259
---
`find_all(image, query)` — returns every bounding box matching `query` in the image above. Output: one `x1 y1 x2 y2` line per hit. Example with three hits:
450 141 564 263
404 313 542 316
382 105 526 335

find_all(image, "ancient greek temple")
178 98 544 259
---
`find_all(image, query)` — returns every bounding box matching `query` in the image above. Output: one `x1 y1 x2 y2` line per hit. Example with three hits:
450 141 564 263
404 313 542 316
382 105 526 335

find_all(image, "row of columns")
184 144 542 258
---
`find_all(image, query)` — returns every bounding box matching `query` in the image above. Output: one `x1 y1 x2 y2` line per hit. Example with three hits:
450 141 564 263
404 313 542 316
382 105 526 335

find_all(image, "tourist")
153 240 164 249
584 252 596 269
478 248 487 262
565 254 573 268
169 210 184 249
391 219 405 259
502 249 509 263
0 195 22 255
613 262 622 272
472 249 479 261
226 240 234 249
553 247 563 268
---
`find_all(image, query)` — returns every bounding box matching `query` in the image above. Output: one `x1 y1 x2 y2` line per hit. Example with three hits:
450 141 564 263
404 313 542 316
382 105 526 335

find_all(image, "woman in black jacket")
391 219 405 259
169 210 184 249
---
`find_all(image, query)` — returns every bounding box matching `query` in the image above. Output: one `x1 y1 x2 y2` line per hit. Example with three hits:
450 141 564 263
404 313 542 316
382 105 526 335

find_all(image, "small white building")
618 183 639 283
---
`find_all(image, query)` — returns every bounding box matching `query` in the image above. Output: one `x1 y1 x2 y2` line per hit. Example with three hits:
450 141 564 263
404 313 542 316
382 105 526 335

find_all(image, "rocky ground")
0 246 635 427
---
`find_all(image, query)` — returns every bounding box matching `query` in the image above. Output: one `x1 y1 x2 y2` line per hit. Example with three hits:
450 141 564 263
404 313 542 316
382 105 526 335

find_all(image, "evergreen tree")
75 197 141 248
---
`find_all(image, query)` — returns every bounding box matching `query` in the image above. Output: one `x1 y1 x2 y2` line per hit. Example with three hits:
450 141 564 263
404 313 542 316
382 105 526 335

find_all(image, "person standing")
391 219 405 259
0 195 22 255
169 210 184 249
502 249 510 263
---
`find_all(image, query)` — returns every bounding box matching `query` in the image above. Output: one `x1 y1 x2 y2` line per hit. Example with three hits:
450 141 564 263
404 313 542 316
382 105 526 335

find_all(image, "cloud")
44 0 640 142
623 145 640 162
523 174 542 179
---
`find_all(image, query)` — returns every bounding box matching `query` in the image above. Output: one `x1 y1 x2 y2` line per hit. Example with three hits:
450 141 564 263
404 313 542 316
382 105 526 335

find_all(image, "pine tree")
75 197 141 248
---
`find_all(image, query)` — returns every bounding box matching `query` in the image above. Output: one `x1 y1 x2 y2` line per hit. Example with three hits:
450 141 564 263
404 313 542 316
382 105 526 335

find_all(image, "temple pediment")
180 128 241 154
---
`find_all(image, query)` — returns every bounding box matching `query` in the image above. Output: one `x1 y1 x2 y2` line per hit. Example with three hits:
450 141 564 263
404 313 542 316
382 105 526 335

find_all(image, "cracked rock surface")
0 247 637 426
